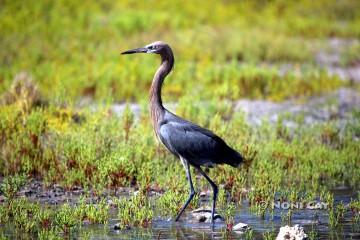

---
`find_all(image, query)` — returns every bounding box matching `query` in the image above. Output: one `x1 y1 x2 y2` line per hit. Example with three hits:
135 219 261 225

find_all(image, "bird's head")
121 41 168 55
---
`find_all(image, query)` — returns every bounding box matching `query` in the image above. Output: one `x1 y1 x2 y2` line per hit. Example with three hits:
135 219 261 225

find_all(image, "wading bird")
122 41 243 223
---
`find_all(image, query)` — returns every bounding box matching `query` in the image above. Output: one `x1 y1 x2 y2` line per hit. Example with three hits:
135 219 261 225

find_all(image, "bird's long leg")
175 157 196 222
196 166 218 224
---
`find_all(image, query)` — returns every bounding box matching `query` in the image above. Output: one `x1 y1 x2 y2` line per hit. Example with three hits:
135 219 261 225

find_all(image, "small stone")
233 222 250 232
191 207 223 223
83 219 91 225
54 192 63 197
38 193 48 198
113 223 121 230
276 225 308 240
149 190 162 197
240 187 254 194
71 185 82 191
113 223 130 230
72 190 84 195
199 190 211 198
49 199 58 205
19 189 32 197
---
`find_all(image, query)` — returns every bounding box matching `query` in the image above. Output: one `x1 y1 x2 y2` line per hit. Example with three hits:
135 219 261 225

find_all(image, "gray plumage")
159 111 243 168
122 41 243 223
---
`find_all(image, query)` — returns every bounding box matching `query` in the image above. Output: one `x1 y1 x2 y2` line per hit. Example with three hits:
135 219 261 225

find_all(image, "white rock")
276 225 308 240
233 222 250 232
199 190 211 198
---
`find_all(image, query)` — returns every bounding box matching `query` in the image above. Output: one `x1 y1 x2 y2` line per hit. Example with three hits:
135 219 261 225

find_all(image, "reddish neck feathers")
150 47 174 135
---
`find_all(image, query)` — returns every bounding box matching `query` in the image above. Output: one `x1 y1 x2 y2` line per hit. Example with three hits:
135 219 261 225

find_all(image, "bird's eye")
149 46 154 50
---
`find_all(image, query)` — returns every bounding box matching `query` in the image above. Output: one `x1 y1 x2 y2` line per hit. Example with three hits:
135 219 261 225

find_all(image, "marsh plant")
221 202 236 231
329 202 347 229
0 195 110 238
37 229 62 240
263 231 276 240
75 197 109 224
245 228 254 240
116 191 153 229
308 225 319 240
0 174 26 201
55 203 78 234
157 190 188 218
280 209 293 224
349 199 360 223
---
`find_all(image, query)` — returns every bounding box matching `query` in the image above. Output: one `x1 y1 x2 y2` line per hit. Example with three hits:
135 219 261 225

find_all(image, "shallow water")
1 188 359 239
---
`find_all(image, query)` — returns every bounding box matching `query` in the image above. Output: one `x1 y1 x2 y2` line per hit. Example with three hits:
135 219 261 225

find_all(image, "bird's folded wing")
159 122 225 164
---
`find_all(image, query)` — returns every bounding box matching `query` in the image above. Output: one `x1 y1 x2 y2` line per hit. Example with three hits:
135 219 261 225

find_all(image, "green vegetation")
308 226 318 240
1 98 359 192
0 91 359 235
1 0 360 238
1 0 359 102
0 196 109 238
115 190 153 229
0 177 110 238
263 231 276 240
157 189 188 218
0 174 25 201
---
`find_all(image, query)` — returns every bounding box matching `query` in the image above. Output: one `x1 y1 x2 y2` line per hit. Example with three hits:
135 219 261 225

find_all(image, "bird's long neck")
150 47 174 134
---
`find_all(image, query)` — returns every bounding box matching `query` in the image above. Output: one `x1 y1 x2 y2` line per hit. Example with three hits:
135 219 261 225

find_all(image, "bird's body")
122 41 243 223
158 110 243 168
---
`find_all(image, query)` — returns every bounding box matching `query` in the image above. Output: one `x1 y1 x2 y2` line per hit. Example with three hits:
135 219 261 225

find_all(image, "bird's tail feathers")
225 147 244 168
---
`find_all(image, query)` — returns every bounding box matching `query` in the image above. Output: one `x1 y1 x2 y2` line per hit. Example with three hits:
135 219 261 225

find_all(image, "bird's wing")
159 121 227 166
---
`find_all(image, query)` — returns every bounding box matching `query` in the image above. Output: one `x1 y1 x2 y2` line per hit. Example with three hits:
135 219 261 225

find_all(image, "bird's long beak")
121 47 147 54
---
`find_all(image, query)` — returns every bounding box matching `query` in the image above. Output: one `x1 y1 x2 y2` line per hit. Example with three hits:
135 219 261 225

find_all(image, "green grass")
0 0 359 102
115 190 153 229
1 97 359 192
0 93 359 236
0 196 109 238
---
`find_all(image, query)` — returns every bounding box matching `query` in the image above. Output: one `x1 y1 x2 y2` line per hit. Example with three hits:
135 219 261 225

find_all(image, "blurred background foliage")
1 0 359 103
